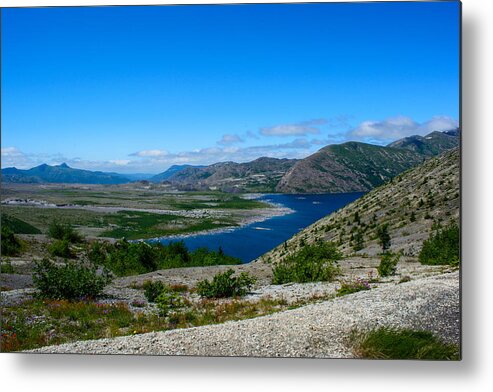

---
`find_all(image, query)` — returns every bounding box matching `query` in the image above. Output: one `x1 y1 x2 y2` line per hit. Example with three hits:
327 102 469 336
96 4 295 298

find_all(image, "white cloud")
419 116 460 133
348 115 458 142
130 149 168 157
1 147 24 157
109 159 131 166
217 134 244 146
2 114 458 174
1 147 69 169
260 119 327 137
277 138 311 149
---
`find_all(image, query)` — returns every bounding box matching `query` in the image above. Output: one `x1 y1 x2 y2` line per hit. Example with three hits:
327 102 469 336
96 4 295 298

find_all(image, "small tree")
377 224 391 253
354 211 361 225
419 223 459 265
48 220 83 243
378 251 400 277
353 231 364 252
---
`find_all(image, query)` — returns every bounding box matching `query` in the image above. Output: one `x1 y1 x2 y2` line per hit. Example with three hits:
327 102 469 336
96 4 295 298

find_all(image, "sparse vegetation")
399 275 411 283
352 327 460 360
272 241 341 284
0 300 147 352
0 295 299 352
336 278 370 296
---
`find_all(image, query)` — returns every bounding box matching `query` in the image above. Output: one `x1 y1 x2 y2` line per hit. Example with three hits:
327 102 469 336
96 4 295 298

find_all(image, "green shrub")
155 288 184 316
1 260 15 274
1 226 22 256
410 211 416 222
272 241 341 284
377 251 400 277
48 239 74 258
197 269 256 298
337 278 370 296
88 239 241 277
353 327 460 360
143 280 166 302
419 223 460 265
48 220 83 243
33 258 111 300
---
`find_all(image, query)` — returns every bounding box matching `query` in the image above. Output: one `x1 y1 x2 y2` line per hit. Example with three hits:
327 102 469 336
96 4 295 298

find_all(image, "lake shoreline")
149 193 365 263
143 195 295 242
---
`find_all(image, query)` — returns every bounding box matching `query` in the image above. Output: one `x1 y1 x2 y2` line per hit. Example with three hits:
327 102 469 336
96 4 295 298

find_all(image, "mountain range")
156 157 298 192
1 163 130 185
1 129 459 193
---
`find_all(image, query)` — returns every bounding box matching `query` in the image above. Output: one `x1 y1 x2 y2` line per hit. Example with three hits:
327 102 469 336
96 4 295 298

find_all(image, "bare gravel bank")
29 270 459 358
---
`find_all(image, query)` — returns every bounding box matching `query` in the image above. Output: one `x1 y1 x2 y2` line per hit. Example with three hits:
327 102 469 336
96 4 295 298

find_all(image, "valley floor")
1 183 282 240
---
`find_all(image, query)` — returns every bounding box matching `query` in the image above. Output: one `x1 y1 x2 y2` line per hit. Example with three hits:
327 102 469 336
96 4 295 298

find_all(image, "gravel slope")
30 271 460 358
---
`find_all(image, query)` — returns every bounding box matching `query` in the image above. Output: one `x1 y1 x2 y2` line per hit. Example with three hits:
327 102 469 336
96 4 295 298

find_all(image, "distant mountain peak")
58 163 70 169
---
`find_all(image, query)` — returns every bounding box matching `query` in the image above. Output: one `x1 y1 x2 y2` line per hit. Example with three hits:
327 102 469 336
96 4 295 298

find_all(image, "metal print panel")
0 1 461 359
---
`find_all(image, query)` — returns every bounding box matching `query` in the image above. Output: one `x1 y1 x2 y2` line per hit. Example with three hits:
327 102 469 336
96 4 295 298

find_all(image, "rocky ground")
2 250 459 357
28 270 459 357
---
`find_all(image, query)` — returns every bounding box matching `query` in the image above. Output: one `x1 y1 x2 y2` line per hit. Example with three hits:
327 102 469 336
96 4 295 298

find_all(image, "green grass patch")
336 278 371 296
352 327 460 360
2 206 105 233
0 299 167 352
167 195 268 210
99 211 235 240
1 214 41 234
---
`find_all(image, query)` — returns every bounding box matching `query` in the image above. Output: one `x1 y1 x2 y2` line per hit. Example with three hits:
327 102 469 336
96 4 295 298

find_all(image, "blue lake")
156 193 364 263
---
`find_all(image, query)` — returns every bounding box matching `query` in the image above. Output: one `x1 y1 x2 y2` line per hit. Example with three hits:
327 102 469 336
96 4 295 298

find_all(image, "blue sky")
1 2 460 174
